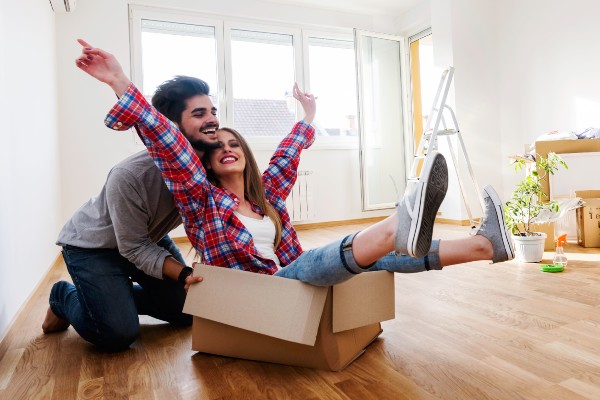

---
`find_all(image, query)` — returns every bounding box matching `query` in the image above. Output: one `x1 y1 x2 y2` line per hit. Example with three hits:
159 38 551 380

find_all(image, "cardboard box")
536 138 600 202
529 222 555 251
576 190 600 248
183 264 395 371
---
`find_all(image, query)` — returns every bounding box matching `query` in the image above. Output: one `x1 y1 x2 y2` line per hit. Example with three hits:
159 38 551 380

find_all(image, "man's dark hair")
151 76 210 124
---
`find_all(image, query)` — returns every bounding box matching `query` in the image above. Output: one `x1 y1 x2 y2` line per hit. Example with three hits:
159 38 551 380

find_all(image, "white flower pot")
512 233 547 262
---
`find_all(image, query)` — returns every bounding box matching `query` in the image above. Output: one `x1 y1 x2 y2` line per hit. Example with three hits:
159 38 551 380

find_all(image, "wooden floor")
2 223 600 399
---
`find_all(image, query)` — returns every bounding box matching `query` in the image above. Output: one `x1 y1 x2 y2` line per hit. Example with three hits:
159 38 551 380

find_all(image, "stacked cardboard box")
183 264 395 370
575 190 600 248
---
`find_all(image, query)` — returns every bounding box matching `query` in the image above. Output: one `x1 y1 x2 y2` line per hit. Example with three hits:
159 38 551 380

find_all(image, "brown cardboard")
575 191 600 248
529 222 555 251
183 264 395 370
536 138 600 202
575 190 600 199
183 264 328 345
332 270 395 333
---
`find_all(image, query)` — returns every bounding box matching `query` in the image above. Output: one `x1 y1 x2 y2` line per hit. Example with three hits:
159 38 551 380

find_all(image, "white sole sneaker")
481 185 515 262
396 152 449 258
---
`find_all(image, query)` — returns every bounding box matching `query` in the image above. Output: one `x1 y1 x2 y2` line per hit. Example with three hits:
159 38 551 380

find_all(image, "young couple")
43 38 513 351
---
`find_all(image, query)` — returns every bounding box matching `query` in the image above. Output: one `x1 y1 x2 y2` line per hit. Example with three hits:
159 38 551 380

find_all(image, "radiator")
287 170 315 222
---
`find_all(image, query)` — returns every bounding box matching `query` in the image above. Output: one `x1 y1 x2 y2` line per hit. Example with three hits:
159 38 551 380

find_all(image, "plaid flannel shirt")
105 84 315 274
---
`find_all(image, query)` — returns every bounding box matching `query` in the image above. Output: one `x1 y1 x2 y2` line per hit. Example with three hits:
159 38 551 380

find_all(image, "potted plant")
504 152 568 262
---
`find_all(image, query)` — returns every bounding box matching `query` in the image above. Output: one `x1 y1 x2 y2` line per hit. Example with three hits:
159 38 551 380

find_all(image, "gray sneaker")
395 151 448 258
475 185 515 263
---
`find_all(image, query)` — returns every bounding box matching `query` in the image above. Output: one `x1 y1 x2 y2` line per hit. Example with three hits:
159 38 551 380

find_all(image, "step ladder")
407 67 485 229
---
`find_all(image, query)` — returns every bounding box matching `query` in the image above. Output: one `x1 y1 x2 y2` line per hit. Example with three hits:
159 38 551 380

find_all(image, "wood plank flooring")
2 223 600 399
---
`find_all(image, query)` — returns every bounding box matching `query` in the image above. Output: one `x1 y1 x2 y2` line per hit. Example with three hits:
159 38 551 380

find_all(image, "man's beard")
182 126 221 152
189 138 221 152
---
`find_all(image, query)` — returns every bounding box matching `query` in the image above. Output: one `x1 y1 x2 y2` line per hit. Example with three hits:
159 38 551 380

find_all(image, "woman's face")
206 129 247 179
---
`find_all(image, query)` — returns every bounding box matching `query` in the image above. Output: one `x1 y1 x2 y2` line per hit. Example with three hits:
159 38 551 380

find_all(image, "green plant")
504 152 568 236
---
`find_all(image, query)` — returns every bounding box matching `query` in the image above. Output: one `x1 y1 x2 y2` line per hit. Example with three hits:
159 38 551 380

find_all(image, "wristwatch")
177 266 194 284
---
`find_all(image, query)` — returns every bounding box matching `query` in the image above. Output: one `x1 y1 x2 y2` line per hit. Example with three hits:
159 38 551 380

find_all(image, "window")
140 20 218 100
229 29 295 138
307 37 357 137
129 6 357 145
355 30 406 210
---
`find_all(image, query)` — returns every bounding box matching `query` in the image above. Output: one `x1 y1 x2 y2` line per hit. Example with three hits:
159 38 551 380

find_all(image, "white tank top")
234 212 281 269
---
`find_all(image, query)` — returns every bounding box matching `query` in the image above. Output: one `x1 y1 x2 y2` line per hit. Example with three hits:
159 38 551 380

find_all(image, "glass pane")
141 20 218 99
357 34 406 209
230 29 295 137
308 37 357 137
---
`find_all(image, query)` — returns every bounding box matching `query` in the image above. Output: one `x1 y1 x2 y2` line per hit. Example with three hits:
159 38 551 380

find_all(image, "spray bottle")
552 234 568 268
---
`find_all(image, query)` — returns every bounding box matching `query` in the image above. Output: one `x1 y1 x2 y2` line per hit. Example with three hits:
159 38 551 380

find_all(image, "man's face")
178 95 220 152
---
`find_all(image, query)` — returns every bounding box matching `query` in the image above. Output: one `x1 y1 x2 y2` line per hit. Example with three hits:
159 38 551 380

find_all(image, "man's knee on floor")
94 324 140 352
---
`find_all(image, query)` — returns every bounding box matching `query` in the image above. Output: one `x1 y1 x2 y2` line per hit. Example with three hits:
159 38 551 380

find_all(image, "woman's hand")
75 38 131 97
292 83 316 125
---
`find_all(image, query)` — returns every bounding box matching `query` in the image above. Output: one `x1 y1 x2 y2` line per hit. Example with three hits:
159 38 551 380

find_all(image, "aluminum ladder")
408 67 484 229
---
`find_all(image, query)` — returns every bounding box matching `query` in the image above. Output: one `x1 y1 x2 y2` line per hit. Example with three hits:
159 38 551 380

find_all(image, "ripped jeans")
275 233 441 286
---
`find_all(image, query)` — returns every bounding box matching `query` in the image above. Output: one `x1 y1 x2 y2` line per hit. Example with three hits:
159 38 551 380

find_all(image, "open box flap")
332 271 395 333
183 264 328 345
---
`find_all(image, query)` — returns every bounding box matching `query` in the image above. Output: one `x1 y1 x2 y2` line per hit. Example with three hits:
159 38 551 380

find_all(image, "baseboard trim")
435 217 480 226
292 217 388 231
0 253 64 362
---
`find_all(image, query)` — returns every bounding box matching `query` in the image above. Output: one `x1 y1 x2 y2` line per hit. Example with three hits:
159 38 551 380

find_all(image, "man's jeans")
49 235 189 351
275 234 442 286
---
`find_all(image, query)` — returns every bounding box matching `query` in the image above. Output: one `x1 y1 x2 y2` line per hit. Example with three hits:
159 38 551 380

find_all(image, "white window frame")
302 29 359 150
128 5 359 151
223 20 302 149
129 6 227 119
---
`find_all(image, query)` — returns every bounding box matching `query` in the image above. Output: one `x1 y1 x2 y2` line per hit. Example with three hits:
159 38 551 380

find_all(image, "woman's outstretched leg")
351 151 448 266
368 236 489 273
275 152 449 286
369 185 514 273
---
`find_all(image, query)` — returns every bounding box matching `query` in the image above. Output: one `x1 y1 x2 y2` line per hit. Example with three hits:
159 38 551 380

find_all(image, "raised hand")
292 83 316 125
75 39 131 97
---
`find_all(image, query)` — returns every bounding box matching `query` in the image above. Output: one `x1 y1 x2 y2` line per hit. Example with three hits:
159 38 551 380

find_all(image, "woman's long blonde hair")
204 127 283 247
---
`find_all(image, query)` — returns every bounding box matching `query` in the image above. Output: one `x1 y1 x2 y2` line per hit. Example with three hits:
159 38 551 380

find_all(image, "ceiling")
262 0 424 16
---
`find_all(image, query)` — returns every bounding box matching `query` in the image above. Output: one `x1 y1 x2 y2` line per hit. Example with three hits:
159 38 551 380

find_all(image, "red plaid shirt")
105 84 315 274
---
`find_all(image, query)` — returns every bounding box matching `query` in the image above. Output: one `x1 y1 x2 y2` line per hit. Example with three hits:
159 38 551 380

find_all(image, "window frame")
129 6 227 118
301 29 359 149
128 4 359 150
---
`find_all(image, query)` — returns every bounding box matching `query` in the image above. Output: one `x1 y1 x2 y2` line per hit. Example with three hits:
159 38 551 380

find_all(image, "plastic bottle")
552 234 568 268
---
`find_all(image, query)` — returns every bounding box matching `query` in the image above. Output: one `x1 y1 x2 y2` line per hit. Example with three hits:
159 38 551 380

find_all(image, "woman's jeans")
275 234 441 286
49 235 189 351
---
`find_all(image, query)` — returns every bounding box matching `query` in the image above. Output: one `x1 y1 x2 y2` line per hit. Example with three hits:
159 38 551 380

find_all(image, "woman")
75 40 513 287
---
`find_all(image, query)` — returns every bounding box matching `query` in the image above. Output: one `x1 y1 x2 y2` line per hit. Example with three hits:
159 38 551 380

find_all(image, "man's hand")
293 82 316 125
75 38 131 97
184 263 204 292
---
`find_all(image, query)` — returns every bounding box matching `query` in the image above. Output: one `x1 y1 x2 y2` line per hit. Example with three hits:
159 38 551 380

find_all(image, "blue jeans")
49 235 189 351
275 234 441 286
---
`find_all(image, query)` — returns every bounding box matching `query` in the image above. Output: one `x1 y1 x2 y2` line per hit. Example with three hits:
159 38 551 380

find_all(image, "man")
43 58 219 351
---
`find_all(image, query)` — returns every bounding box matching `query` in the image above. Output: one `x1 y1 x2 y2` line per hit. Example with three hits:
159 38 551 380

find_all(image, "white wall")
395 0 431 37
496 0 600 195
427 0 600 213
420 0 502 221
0 0 60 340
